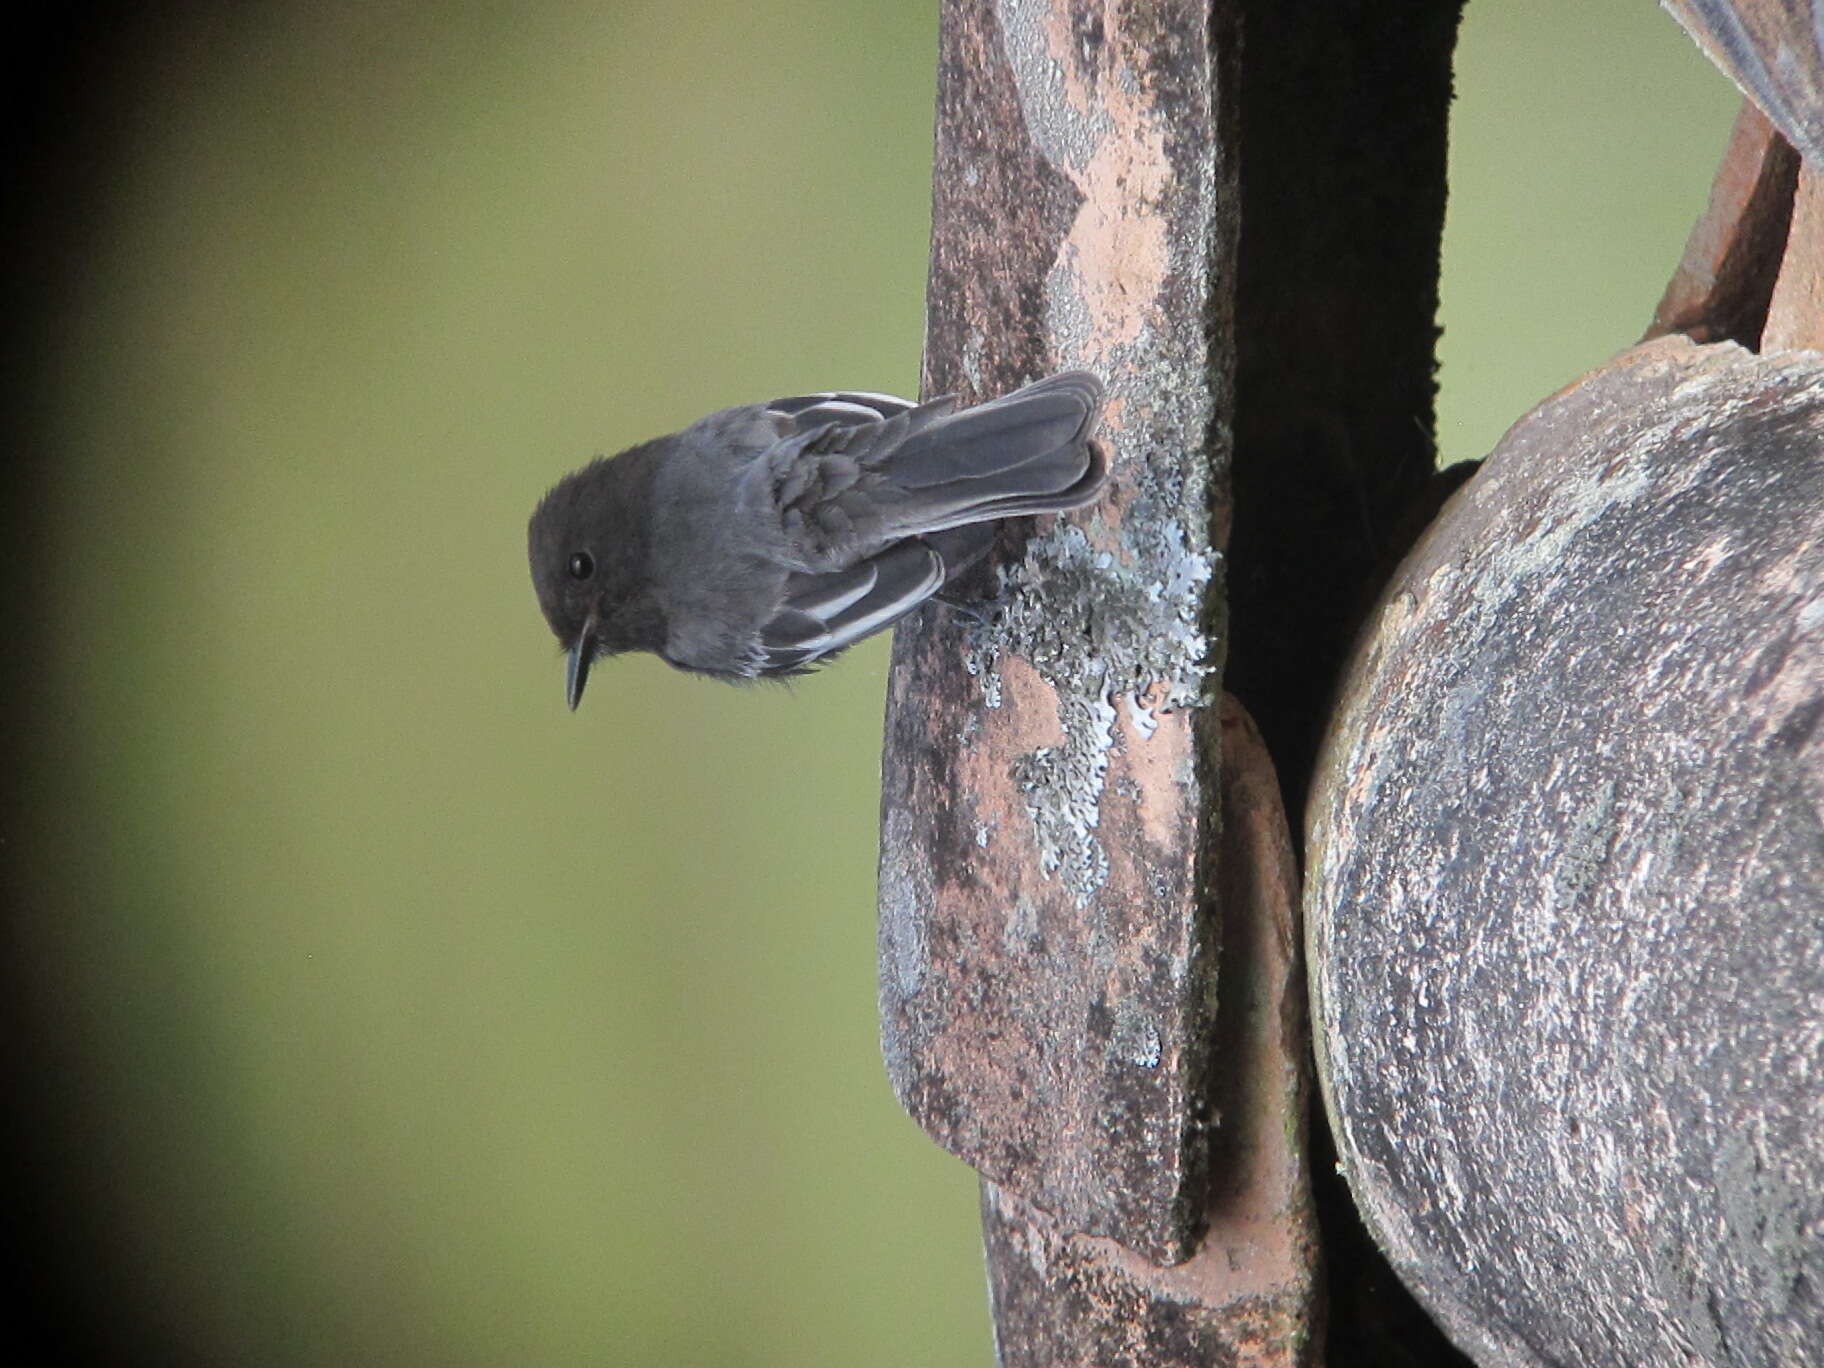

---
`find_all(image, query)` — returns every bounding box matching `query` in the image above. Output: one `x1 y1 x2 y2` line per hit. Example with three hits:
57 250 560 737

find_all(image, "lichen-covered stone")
981 698 1319 1368
878 0 1232 1263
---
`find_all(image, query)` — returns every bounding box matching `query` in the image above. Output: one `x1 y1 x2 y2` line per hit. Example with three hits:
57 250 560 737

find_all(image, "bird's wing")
762 391 925 431
757 529 994 674
748 373 1106 572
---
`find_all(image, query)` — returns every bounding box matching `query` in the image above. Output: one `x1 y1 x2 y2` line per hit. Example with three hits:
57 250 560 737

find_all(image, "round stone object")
1307 336 1824 1366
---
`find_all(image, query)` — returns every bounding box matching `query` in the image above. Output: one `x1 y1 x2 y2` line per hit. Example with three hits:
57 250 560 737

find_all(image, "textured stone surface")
1307 335 1824 1366
981 697 1319 1367
877 0 1233 1264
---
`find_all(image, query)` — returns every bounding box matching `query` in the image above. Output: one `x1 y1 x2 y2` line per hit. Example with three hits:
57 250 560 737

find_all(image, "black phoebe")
527 371 1107 706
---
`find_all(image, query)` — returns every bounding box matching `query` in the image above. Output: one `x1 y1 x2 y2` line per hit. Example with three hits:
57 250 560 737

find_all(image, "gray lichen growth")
975 458 1219 902
979 0 1225 904
1002 519 1217 708
995 0 1117 171
1111 1000 1164 1070
977 505 1219 905
878 807 929 999
1011 682 1117 898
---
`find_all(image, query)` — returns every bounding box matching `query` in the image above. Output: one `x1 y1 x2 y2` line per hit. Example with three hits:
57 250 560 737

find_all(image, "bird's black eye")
568 551 595 581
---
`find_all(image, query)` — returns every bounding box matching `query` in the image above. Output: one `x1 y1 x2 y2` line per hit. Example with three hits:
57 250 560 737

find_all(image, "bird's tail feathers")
876 371 1108 535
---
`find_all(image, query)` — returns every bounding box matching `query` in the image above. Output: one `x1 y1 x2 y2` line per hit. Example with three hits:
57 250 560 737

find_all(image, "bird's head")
527 446 666 710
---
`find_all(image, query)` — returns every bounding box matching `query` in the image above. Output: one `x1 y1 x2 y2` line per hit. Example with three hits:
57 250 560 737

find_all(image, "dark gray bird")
528 370 1107 706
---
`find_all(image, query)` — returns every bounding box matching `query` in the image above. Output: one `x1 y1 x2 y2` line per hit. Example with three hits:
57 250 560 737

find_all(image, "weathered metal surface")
981 696 1319 1368
1307 334 1824 1366
1661 0 1824 166
1647 97 1796 347
878 0 1234 1263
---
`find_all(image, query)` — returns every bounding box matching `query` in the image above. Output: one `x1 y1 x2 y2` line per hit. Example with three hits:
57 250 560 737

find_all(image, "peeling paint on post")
877 0 1234 1264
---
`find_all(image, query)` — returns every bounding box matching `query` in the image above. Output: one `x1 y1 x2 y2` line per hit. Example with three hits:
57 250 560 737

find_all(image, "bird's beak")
566 624 597 711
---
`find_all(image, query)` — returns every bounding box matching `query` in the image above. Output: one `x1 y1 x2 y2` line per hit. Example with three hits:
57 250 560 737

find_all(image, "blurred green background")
15 2 1733 1364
